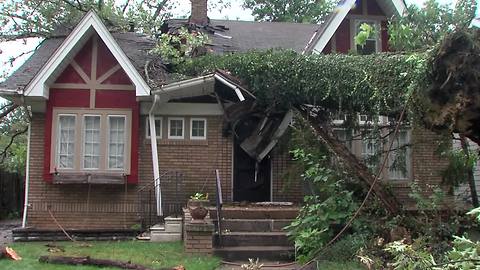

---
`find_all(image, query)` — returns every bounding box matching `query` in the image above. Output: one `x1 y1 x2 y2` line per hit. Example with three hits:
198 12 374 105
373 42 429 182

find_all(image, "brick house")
0 0 451 233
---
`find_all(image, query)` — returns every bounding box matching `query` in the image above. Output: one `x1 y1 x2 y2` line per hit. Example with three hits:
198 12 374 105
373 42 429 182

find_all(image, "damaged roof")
166 19 320 53
0 32 157 92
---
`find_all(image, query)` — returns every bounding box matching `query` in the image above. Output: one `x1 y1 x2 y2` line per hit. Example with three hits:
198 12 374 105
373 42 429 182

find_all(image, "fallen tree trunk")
38 256 182 270
298 107 401 215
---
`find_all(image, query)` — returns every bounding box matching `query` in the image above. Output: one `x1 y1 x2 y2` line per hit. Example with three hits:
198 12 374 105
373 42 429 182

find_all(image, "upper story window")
168 117 185 139
190 118 207 140
52 109 131 174
354 20 379 55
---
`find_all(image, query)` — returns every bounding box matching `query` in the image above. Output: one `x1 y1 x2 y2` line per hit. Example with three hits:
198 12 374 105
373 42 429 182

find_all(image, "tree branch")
0 126 28 164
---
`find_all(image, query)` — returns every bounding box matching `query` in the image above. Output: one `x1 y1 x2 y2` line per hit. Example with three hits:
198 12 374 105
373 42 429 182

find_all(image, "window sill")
53 172 126 185
144 139 208 146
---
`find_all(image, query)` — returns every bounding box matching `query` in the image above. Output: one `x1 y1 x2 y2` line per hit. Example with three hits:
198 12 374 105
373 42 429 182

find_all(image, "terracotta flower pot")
187 199 209 209
190 206 208 221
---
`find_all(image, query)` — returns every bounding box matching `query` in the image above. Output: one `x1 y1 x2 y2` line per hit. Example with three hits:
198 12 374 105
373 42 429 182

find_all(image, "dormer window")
354 20 380 55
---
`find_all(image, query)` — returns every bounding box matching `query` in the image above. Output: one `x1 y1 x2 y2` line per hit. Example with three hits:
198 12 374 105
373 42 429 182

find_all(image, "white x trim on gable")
305 0 407 54
23 10 150 98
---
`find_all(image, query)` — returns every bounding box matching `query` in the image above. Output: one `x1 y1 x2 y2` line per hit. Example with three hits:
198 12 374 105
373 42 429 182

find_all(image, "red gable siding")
335 19 351 53
326 0 390 54
44 35 139 184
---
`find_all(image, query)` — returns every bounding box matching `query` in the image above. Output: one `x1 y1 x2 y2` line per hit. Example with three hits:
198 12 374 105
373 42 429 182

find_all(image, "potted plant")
188 192 209 221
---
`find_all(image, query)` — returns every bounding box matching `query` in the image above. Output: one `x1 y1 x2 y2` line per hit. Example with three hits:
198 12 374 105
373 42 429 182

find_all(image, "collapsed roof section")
153 70 292 162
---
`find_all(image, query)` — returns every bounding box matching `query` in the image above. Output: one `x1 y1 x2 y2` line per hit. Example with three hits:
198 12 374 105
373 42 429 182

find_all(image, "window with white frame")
168 117 184 139
108 116 126 170
52 109 131 174
190 118 206 140
146 117 162 139
83 115 101 169
361 131 380 169
333 128 353 151
57 114 76 169
388 130 411 180
355 20 379 55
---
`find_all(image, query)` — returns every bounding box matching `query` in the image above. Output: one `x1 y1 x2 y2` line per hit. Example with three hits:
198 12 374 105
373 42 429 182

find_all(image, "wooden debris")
0 246 22 260
38 255 181 270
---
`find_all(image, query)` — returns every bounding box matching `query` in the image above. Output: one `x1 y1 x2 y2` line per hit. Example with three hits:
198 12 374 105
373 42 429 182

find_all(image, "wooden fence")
0 171 23 218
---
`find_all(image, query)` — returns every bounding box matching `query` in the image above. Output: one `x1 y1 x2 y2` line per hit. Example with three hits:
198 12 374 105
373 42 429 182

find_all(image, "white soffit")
311 0 407 54
23 10 151 98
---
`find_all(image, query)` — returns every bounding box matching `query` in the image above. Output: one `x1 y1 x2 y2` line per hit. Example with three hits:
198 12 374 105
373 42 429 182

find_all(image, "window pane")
389 131 410 180
57 115 76 169
361 132 379 170
169 119 183 138
191 119 205 138
108 116 125 169
147 118 162 138
83 115 101 169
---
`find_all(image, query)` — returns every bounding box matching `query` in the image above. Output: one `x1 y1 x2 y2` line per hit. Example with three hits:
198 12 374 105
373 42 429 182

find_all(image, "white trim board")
24 10 150 98
140 102 224 116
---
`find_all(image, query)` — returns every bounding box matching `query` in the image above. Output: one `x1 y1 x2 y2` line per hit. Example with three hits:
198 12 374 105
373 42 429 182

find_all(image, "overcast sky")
0 0 477 82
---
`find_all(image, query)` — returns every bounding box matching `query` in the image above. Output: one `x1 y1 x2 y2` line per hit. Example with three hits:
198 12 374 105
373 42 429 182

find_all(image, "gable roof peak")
23 10 150 98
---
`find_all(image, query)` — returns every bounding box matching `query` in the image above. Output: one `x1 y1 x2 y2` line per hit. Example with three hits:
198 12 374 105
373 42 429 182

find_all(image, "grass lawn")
0 241 221 270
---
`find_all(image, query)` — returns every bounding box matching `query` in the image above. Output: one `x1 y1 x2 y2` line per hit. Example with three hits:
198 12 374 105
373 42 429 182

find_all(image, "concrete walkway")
0 219 21 246
216 261 299 270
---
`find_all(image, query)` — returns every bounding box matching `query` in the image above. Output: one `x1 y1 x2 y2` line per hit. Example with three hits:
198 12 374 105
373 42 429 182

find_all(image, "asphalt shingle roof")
0 32 156 91
167 19 320 53
1 20 321 91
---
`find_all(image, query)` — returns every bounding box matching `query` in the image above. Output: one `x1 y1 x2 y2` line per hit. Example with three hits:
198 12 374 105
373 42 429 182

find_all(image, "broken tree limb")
0 246 22 260
297 107 401 215
38 256 182 270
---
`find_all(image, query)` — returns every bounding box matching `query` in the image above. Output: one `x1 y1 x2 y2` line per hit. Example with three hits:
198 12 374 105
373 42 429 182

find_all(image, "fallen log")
38 255 183 270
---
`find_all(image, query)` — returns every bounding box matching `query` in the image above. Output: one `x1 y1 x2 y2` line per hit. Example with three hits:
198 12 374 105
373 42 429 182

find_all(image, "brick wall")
389 128 451 209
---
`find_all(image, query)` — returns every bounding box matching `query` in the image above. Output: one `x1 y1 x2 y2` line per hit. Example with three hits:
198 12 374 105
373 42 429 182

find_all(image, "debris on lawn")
0 246 22 261
45 243 65 253
38 255 183 270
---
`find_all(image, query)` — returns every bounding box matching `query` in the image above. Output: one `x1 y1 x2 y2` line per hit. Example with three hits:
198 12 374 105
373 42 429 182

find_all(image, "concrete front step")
209 207 299 220
214 232 292 247
216 219 293 232
214 246 295 261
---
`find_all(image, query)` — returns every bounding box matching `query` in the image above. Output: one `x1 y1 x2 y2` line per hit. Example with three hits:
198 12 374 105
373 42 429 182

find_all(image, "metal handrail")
215 169 223 246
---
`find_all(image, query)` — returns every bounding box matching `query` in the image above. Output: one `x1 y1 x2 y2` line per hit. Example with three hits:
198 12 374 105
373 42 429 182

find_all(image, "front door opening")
233 141 271 202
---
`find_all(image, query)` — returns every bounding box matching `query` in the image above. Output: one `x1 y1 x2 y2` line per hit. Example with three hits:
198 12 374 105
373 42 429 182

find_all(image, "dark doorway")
233 141 271 202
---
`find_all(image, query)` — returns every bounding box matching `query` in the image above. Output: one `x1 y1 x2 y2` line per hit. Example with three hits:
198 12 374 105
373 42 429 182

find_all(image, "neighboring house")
0 0 450 232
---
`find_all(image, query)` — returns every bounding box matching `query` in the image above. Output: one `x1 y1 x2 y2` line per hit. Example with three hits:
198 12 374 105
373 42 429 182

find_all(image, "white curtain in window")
108 116 125 169
84 116 101 169
57 115 76 168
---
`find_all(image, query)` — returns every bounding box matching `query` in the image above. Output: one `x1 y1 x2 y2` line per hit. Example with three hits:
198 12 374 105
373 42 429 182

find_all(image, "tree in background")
388 0 477 51
243 0 335 23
